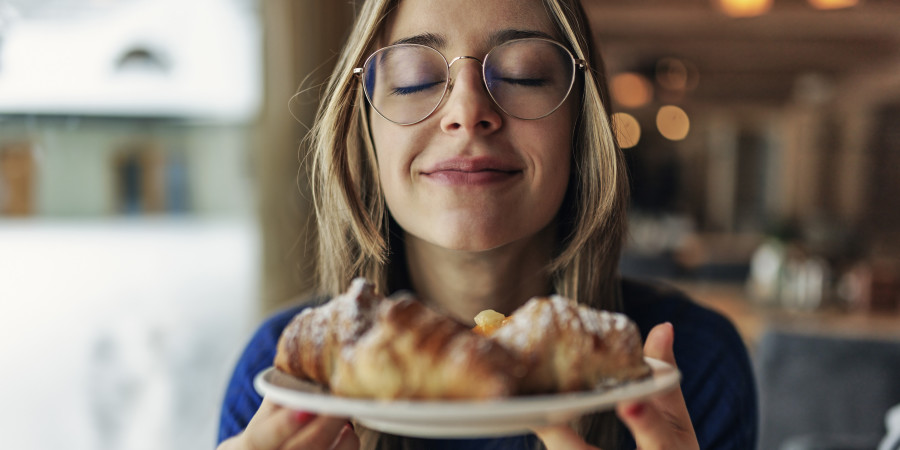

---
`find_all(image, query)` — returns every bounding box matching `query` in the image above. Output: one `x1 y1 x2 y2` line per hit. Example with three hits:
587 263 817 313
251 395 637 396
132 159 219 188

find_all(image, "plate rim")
254 357 680 424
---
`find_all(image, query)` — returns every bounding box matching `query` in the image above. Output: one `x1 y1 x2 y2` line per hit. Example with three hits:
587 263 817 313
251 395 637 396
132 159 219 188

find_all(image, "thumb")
616 322 698 450
533 425 601 450
643 322 676 365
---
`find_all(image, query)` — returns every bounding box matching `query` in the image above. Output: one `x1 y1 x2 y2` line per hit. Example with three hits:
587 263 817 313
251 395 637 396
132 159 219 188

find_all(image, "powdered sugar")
491 295 638 353
288 278 381 353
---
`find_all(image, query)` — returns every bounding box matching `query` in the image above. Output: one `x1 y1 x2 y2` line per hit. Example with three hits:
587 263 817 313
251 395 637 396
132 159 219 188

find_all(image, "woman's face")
370 0 575 252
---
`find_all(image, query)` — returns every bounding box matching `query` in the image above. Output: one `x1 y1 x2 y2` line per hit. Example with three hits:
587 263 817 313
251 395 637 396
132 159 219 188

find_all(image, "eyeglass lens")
362 39 576 125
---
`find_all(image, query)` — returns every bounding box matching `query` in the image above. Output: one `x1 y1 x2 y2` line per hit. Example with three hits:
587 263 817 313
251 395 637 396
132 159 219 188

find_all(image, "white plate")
254 357 679 438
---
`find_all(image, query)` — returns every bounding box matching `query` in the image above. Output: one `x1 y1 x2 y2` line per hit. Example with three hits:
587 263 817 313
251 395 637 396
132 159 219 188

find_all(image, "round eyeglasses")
353 38 587 125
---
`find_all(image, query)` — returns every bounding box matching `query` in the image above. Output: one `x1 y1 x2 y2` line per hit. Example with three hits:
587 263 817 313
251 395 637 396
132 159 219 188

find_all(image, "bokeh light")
715 0 773 17
807 0 859 10
611 112 642 149
656 58 689 91
656 57 699 92
611 72 653 109
656 105 690 141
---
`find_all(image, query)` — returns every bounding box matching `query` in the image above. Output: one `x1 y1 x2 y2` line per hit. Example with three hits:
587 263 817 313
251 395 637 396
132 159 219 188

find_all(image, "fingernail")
293 411 316 424
346 420 355 431
624 402 646 418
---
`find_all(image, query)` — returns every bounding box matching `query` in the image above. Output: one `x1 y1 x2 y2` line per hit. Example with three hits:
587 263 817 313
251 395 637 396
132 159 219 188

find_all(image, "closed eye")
391 80 445 96
499 77 548 87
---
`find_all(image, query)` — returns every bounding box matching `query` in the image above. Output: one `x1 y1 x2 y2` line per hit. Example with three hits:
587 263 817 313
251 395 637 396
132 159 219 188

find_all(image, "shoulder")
621 277 758 449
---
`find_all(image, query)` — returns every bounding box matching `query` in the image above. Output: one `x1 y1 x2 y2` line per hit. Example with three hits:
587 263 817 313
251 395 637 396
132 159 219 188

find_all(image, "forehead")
381 0 560 49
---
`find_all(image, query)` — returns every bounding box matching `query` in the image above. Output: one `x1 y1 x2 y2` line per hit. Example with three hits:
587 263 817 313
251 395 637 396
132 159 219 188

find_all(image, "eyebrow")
390 32 446 48
487 29 557 48
389 29 556 50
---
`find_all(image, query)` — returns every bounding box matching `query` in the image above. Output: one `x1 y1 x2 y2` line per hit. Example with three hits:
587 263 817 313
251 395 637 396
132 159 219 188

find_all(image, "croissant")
274 279 650 400
332 293 524 399
488 296 651 393
275 279 523 399
273 278 381 386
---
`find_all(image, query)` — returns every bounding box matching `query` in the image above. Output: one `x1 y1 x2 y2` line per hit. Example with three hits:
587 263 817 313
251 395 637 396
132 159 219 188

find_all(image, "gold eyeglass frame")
352 38 588 126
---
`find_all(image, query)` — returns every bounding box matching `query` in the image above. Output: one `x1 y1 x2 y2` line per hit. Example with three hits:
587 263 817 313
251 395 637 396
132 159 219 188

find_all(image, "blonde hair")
309 0 628 305
307 0 628 444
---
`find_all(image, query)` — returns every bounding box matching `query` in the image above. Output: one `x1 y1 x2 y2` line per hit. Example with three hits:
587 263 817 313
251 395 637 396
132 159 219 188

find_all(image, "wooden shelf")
672 281 900 349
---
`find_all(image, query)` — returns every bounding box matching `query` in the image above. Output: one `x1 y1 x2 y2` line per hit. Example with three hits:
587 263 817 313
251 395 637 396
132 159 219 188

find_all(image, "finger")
618 400 698 450
617 322 698 450
242 399 315 449
617 401 690 450
330 423 361 450
643 322 676 365
533 424 601 450
642 323 686 408
282 416 351 450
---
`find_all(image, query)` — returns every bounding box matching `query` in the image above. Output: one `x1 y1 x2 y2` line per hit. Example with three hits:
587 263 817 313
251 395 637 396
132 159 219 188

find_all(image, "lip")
421 157 523 186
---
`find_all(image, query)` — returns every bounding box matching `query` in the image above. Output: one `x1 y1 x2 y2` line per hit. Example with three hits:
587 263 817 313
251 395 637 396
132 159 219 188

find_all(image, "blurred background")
0 0 898 449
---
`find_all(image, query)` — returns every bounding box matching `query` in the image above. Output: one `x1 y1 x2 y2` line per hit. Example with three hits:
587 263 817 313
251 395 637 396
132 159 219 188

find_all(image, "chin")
399 211 550 253
429 228 522 253
443 240 503 253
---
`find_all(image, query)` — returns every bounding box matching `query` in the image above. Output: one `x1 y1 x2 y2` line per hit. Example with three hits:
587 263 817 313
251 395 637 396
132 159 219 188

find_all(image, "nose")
439 58 503 136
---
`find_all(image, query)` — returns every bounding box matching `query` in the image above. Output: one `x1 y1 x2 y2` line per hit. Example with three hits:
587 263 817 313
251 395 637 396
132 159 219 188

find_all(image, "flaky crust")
273 278 381 385
333 293 524 399
274 280 650 400
490 296 651 393
274 280 522 399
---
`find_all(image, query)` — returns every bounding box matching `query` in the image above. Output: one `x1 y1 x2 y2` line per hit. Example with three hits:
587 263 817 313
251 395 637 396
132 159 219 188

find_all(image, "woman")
217 0 757 448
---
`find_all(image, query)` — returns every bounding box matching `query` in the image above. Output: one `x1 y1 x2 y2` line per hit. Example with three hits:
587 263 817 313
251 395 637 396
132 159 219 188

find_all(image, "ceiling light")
715 0 773 18
807 0 859 10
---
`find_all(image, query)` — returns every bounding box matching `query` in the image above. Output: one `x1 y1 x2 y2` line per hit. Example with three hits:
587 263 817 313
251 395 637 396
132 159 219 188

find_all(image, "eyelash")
392 80 445 96
498 77 547 87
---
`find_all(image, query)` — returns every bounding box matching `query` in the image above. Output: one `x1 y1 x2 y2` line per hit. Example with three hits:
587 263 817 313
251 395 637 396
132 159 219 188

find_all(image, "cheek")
370 119 418 211
527 117 574 193
371 118 401 177
544 143 573 215
547 129 573 176
533 120 574 222
553 105 577 183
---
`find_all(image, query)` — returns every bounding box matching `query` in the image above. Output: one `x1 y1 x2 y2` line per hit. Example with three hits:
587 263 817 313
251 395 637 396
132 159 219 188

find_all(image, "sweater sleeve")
217 306 305 444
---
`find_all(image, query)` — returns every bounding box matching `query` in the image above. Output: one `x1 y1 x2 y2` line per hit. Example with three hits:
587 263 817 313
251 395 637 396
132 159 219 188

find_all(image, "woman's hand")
534 322 698 450
533 425 601 450
217 399 359 450
616 322 697 450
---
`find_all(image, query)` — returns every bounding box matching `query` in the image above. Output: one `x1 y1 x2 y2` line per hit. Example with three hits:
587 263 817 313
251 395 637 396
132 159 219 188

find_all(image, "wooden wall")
255 1 355 313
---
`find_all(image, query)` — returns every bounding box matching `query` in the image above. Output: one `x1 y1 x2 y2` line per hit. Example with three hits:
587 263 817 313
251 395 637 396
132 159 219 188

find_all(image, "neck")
403 224 558 324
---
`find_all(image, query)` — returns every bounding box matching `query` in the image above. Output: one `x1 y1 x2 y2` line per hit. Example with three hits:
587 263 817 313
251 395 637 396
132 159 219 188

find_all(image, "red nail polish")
625 402 646 418
293 411 316 424
346 420 355 431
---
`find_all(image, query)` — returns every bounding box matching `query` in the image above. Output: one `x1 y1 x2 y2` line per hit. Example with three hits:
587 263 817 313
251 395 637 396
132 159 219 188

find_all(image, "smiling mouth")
422 169 522 186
